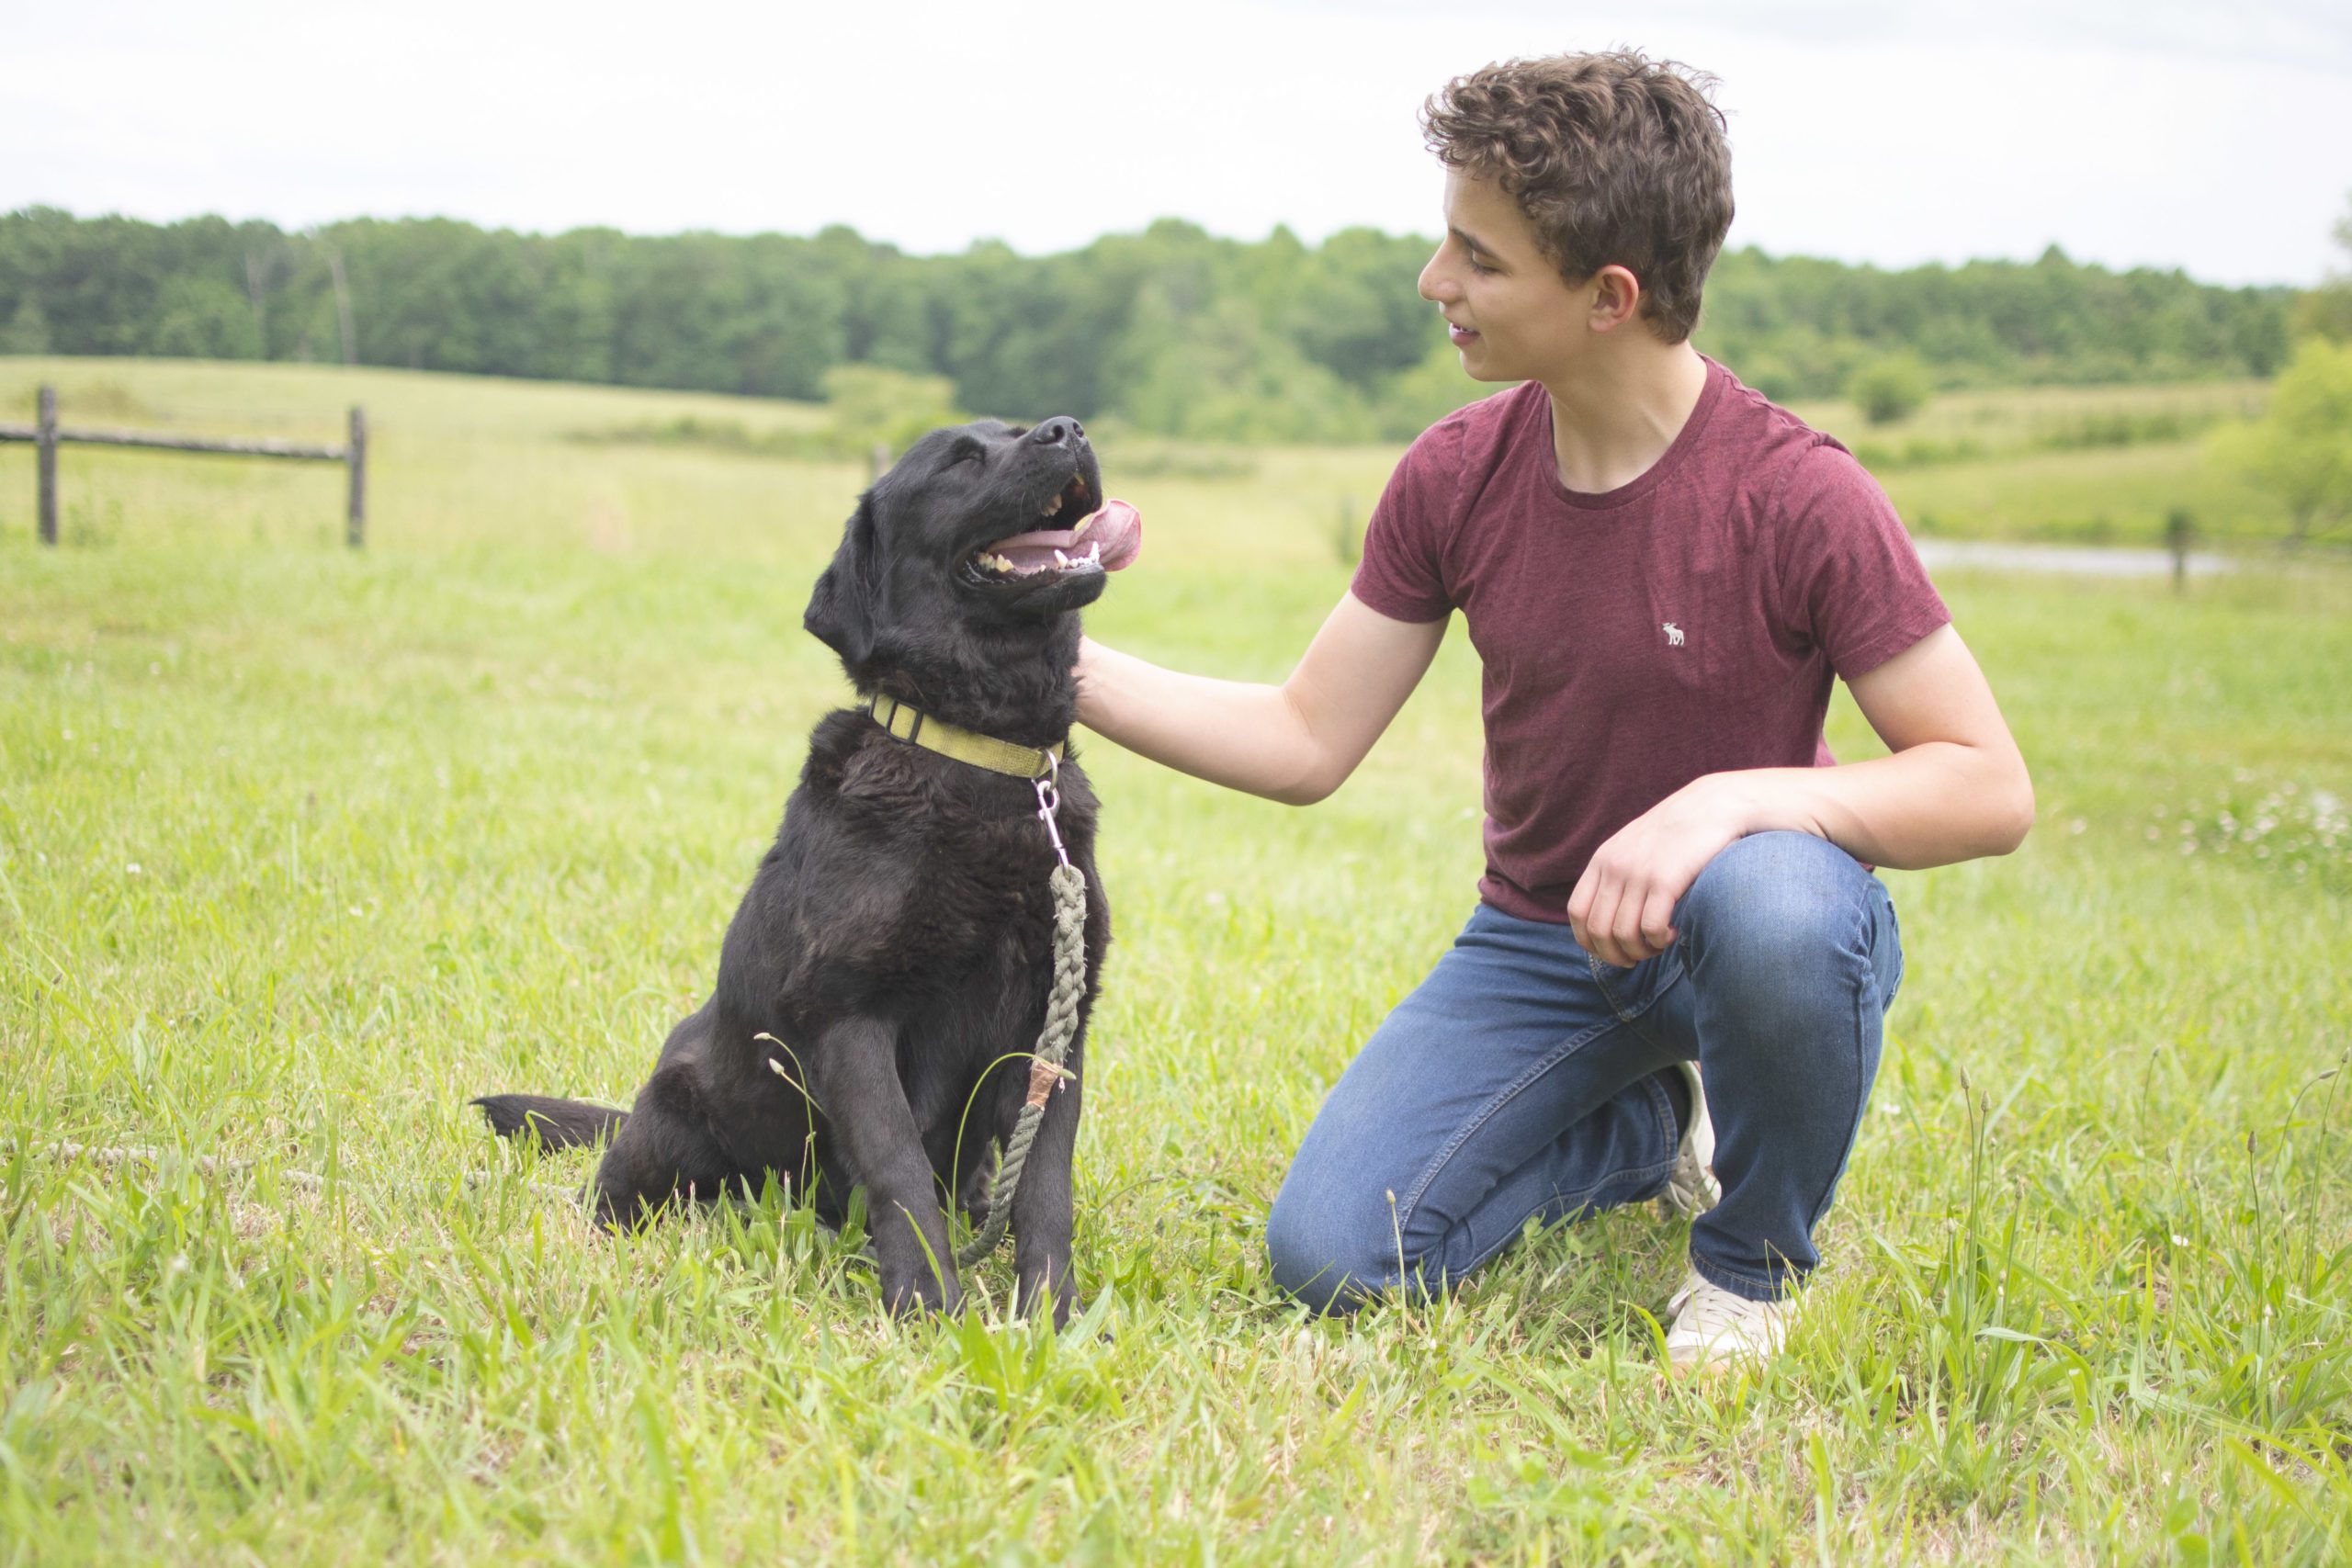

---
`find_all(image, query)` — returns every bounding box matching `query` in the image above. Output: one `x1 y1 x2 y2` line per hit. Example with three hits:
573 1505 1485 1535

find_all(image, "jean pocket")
1586 947 1677 1038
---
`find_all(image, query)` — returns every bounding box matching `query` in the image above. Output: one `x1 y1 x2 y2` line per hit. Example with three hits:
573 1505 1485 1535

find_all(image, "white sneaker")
1662 1269 1792 1373
1651 1060 1718 1220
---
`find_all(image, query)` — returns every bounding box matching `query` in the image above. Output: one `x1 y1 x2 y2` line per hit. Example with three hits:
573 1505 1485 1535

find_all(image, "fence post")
37 384 58 547
346 406 367 548
2165 508 2193 594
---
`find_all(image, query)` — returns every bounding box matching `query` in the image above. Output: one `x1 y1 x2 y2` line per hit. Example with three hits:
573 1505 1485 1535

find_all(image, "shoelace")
1667 1274 1772 1342
1657 1150 1714 1216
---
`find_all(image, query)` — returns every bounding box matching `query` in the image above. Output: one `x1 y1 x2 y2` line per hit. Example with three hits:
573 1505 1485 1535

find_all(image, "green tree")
151 275 259 359
1285 227 1434 384
1108 288 1373 444
2213 338 2352 542
2293 193 2352 343
1365 336 1492 441
1848 355 1933 424
0 293 48 353
822 364 965 458
0 205 2307 427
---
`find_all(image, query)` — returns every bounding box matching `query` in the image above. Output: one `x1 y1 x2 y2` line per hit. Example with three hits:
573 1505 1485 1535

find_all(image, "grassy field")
1781 380 2299 548
0 359 2310 560
2 359 2348 1563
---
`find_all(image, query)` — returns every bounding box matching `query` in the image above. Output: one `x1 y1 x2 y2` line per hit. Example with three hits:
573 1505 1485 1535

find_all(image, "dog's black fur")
476 416 1115 1325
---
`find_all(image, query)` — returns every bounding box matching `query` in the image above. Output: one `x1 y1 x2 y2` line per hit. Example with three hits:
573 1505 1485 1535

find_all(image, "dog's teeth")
1053 548 1069 567
1043 495 1062 518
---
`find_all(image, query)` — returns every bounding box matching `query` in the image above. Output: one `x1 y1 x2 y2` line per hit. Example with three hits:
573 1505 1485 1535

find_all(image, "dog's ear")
804 496 880 667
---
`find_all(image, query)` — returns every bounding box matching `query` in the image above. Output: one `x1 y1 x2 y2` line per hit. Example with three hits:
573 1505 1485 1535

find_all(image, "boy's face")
1418 167 1597 384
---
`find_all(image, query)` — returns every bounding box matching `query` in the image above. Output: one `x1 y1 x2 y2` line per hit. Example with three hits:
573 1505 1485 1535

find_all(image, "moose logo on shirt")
1661 622 1686 648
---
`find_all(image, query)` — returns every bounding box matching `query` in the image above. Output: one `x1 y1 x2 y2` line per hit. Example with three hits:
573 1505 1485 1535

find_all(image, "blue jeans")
1265 831 1904 1310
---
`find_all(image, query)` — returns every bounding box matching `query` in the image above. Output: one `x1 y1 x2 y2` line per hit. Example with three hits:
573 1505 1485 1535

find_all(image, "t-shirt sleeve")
1774 441 1951 679
1349 420 1461 624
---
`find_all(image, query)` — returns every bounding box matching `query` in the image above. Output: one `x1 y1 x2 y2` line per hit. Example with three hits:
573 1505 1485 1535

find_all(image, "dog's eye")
954 442 985 466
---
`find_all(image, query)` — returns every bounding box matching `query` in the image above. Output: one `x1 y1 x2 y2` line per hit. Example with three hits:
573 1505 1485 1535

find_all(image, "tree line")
0 206 2298 443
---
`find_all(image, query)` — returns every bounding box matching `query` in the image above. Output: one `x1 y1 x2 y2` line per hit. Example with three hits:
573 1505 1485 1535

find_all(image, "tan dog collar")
865 694 1065 781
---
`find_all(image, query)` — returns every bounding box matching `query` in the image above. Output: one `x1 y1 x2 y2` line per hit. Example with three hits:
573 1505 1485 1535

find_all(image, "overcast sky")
7 0 2349 287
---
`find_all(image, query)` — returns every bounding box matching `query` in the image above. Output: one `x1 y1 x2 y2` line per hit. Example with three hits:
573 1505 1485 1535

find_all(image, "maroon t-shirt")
1351 356 1951 924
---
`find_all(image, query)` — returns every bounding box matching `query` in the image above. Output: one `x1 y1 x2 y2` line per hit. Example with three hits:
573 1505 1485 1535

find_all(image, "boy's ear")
804 497 879 667
1588 263 1645 332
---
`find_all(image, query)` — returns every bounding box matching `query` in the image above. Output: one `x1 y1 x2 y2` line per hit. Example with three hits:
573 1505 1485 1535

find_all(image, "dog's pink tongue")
990 499 1144 572
1081 499 1142 570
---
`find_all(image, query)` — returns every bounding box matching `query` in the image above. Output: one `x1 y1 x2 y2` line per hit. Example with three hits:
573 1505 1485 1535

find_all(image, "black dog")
476 416 1140 1324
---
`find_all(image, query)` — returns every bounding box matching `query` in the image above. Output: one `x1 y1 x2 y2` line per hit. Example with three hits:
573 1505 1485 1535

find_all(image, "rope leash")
950 764 1088 1267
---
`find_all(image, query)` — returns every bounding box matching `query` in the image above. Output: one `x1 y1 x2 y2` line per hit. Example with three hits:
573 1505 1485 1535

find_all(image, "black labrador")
476 416 1140 1324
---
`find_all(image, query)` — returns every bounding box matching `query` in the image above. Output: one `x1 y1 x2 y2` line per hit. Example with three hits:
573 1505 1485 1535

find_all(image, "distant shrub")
1847 435 1985 473
570 415 783 455
568 366 967 464
2039 410 2211 450
570 414 831 460
0 295 51 354
2211 338 2352 542
1849 356 1933 425
820 365 965 459
2291 192 2352 342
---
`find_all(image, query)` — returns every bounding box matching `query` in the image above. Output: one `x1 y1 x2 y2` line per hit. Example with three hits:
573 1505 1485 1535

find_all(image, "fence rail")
0 386 368 547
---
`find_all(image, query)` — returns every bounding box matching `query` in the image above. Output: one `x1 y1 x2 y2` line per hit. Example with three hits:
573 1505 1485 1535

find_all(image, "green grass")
1787 379 2267 460
3 359 2349 1563
1785 380 2290 547
0 358 2311 561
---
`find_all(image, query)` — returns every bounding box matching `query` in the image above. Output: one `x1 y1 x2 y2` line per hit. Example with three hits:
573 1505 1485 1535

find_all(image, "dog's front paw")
1012 1273 1081 1330
878 1268 963 1320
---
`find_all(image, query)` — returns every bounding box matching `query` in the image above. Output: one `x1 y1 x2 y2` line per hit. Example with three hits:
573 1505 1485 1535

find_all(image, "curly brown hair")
1422 51 1733 344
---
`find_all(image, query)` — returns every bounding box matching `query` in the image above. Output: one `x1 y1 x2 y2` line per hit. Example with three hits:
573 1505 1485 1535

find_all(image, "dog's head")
803 416 1142 677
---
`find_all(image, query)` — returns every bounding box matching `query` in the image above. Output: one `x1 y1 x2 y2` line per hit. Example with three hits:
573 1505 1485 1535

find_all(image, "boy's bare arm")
1741 623 2035 868
1075 592 1448 806
1570 625 2035 965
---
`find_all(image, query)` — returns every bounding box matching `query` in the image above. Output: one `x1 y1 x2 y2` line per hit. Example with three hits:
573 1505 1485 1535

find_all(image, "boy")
1076 52 2032 1371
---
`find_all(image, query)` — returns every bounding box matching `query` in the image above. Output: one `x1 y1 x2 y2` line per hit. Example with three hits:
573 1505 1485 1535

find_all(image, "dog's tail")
472 1093 627 1152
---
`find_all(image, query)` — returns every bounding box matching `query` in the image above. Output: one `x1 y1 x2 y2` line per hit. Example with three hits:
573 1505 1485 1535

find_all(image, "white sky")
7 0 2349 287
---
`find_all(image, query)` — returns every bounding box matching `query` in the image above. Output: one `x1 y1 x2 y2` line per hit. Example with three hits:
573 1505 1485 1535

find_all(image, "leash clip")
1033 752 1072 871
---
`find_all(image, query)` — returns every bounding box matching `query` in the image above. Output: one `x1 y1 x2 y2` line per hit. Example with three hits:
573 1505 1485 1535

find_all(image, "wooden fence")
0 385 368 547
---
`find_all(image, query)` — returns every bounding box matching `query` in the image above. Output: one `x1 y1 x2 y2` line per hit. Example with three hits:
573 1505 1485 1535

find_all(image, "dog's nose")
1030 416 1084 447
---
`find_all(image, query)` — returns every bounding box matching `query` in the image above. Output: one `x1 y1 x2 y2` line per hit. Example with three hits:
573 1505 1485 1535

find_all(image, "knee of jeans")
1679 831 1868 977
1264 1179 1396 1314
